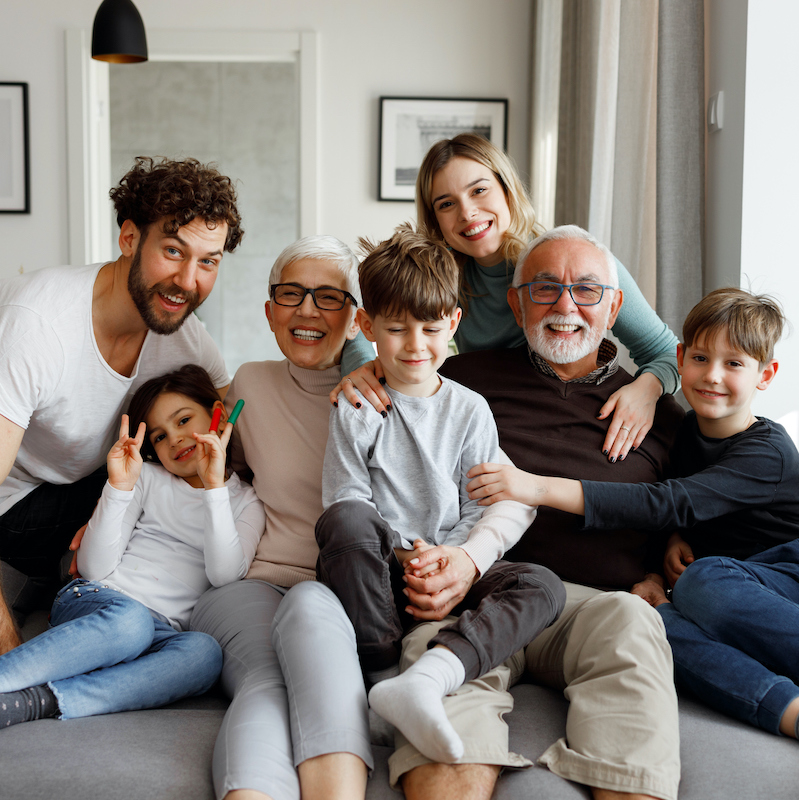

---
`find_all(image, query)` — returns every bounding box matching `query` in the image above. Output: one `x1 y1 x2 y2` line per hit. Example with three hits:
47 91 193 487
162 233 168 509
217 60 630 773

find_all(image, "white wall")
0 0 532 277
706 0 799 421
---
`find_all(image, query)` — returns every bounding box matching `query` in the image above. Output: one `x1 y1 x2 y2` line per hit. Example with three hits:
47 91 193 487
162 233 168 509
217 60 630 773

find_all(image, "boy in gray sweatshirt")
315 224 565 764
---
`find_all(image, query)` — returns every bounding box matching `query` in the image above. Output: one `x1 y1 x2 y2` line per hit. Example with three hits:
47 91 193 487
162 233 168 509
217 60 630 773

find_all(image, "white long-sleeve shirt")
78 464 265 630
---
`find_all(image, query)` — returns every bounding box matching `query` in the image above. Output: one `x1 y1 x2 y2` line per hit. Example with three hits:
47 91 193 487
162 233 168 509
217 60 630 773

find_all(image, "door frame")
65 28 319 265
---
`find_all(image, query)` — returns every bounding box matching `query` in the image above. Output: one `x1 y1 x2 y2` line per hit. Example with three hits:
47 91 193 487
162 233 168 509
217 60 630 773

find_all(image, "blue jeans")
0 579 222 719
659 543 799 735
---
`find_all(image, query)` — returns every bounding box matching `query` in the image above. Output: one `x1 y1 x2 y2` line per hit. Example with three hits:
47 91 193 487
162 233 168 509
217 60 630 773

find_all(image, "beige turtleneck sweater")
225 359 340 587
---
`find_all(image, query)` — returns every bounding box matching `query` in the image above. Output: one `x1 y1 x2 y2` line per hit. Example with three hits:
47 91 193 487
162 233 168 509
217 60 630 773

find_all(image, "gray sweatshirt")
322 377 535 576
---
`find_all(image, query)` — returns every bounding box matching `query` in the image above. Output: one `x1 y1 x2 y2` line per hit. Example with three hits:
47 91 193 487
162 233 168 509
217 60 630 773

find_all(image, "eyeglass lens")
528 282 605 306
272 284 349 310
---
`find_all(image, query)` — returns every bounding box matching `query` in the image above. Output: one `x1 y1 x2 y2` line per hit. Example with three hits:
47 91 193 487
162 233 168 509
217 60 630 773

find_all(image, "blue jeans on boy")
658 541 799 735
0 579 222 719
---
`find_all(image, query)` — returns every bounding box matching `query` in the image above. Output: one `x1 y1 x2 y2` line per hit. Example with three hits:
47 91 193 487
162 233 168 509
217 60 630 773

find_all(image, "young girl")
0 365 264 728
338 133 679 462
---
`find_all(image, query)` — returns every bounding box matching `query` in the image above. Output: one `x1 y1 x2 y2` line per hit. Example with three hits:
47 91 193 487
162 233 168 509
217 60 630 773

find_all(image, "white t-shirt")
78 465 265 631
0 263 229 516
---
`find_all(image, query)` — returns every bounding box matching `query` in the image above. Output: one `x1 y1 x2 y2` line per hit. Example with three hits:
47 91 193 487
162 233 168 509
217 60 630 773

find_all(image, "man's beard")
127 246 202 335
526 311 609 365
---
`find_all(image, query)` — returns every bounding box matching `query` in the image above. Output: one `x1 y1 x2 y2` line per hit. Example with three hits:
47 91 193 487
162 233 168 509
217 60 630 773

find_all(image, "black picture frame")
378 96 508 202
0 82 30 214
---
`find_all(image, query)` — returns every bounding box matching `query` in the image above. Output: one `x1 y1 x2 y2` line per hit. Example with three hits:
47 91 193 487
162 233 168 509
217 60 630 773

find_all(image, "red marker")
209 407 223 433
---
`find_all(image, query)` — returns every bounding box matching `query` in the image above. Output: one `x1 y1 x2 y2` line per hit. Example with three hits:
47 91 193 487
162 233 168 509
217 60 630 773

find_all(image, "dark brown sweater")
440 345 685 590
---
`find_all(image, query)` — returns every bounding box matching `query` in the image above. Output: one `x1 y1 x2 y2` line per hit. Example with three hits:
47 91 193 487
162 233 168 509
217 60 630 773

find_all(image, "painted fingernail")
333 401 338 407
386 404 393 412
381 410 387 418
379 377 387 385
602 449 609 456
610 456 616 463
355 402 362 409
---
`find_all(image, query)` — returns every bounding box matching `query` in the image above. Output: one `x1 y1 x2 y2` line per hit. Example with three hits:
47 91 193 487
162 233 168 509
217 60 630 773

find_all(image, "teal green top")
341 255 679 394
340 330 377 376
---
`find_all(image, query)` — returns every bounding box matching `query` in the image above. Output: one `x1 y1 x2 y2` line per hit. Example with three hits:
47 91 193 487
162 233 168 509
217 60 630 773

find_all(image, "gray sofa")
2 576 798 799
2 665 798 799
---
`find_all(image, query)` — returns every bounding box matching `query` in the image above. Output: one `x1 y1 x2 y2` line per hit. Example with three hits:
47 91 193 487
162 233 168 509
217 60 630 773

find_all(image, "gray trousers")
190 579 373 800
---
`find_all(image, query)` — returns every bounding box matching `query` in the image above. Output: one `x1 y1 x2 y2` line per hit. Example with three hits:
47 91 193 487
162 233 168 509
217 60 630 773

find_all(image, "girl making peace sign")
0 365 264 728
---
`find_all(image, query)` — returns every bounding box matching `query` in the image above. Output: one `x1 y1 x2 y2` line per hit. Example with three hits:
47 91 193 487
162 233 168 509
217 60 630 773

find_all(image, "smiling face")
677 332 777 438
146 392 224 487
430 157 511 268
265 258 359 371
125 216 228 335
358 309 460 397
508 238 622 381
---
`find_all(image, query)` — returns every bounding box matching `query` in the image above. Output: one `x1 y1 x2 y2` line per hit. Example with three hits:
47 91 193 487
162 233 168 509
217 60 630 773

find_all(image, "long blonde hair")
415 133 545 269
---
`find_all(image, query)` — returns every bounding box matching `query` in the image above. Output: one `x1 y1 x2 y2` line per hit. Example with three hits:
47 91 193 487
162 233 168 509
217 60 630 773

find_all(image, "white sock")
368 647 466 762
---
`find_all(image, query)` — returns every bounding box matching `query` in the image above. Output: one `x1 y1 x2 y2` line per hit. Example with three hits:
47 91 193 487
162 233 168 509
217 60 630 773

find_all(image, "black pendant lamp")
91 0 148 64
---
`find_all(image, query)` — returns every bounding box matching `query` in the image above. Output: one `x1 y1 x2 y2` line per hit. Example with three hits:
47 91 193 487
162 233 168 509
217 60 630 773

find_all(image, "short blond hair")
682 288 785 363
358 224 459 320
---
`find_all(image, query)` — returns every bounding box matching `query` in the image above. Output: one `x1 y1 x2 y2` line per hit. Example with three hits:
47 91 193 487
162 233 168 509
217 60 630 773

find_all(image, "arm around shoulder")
611 257 680 395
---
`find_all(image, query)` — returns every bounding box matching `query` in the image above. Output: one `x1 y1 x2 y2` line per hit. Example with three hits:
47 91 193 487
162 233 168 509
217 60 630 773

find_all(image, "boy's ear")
448 308 463 340
356 308 377 342
676 343 685 373
757 359 779 391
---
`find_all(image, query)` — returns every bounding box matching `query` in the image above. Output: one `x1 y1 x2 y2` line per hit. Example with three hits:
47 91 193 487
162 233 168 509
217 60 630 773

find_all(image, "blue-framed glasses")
518 281 615 306
270 283 358 311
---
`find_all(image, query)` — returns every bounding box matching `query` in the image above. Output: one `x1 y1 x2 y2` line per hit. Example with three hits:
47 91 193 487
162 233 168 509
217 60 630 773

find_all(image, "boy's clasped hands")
397 539 478 622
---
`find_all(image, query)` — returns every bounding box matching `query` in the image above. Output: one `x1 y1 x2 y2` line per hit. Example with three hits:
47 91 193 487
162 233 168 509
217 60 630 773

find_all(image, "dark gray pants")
315 499 566 681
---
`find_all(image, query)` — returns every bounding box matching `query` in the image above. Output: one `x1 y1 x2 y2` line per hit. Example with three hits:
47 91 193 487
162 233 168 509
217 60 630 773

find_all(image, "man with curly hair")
0 157 243 653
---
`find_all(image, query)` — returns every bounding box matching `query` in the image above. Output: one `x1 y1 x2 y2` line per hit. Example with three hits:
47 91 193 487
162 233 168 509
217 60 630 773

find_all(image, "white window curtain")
530 0 704 336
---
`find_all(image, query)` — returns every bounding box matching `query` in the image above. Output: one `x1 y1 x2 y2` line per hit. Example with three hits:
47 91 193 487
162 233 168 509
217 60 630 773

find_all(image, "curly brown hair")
110 157 244 252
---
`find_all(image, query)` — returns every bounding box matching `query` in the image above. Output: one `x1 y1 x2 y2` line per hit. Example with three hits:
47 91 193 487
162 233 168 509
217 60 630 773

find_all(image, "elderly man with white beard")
391 226 686 800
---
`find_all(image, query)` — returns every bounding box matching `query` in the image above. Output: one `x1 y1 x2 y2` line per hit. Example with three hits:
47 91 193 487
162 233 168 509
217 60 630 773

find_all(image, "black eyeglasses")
518 281 615 306
270 283 358 311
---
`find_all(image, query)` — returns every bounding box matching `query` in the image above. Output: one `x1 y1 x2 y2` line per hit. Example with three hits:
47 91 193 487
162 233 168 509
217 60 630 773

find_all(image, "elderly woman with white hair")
190 236 375 800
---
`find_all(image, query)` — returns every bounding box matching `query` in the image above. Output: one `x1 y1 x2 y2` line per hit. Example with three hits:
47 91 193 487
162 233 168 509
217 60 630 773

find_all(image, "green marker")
228 399 245 426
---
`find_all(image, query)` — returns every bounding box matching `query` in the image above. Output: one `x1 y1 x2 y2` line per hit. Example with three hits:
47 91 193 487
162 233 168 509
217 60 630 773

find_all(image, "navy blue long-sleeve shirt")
582 412 799 560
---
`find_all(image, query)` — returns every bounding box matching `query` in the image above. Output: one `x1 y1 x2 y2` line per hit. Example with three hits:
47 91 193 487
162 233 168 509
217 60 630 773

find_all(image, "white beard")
526 311 610 365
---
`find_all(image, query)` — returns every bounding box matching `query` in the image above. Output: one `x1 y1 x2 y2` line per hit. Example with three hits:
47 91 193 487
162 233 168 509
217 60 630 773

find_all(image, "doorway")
66 29 319 372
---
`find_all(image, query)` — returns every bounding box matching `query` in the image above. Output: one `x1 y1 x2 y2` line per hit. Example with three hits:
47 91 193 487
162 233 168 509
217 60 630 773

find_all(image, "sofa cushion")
2 681 798 799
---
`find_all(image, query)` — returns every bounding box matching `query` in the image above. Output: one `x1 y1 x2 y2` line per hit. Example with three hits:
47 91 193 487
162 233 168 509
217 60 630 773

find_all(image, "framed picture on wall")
378 96 508 202
0 82 30 214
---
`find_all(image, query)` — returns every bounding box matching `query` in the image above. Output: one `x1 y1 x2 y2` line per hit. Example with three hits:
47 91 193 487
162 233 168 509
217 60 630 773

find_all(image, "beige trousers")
388 583 681 800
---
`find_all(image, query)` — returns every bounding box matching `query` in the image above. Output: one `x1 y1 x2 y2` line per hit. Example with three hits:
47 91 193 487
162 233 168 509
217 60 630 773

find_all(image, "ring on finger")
343 377 353 385
620 425 631 433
